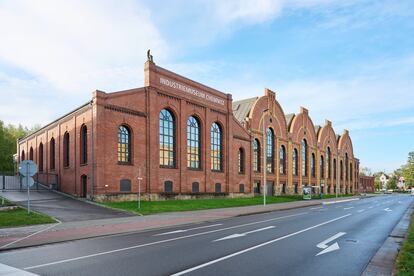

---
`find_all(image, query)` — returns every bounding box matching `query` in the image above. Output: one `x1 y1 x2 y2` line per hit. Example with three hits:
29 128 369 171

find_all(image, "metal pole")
263 118 266 206
138 167 141 209
27 162 30 214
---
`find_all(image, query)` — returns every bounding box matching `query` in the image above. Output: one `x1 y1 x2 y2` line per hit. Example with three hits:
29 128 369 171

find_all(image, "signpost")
18 160 38 214
137 167 143 209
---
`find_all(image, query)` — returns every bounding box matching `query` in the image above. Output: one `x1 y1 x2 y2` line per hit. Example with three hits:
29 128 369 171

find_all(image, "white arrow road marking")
384 208 392 212
357 209 365 213
368 206 373 209
154 224 222 236
316 232 346 256
213 226 275 242
344 207 354 210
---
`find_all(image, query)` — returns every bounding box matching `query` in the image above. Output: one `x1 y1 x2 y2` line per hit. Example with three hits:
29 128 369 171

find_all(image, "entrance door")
266 181 274 196
81 175 87 198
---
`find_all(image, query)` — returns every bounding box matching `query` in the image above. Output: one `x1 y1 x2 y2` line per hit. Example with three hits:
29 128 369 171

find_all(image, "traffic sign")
19 160 38 177
22 176 35 188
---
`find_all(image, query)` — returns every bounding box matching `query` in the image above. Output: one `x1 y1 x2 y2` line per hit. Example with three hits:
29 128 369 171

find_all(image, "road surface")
0 194 412 276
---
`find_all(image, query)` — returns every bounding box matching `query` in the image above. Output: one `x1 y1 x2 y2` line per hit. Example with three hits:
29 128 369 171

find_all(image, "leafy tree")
0 120 41 172
359 166 373 176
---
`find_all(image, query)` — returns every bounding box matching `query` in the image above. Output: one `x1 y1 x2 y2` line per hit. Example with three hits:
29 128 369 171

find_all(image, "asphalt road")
0 194 412 276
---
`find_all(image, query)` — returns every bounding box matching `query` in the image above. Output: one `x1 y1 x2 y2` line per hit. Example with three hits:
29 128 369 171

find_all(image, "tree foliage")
0 120 40 172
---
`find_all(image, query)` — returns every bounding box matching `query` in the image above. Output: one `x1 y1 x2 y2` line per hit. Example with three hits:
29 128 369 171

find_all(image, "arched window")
211 122 223 171
266 128 274 173
38 143 44 172
292 148 298 176
187 116 201 169
21 150 25 161
350 162 353 181
50 138 55 170
320 155 324 178
160 109 176 167
279 145 286 175
253 139 260 172
118 125 131 164
29 147 33 161
301 139 308 177
63 132 70 167
238 148 245 174
311 153 316 177
333 158 337 179
345 153 349 180
80 125 88 164
340 160 343 180
326 147 331 179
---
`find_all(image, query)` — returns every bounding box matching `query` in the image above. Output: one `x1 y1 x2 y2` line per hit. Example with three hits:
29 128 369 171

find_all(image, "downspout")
90 100 95 199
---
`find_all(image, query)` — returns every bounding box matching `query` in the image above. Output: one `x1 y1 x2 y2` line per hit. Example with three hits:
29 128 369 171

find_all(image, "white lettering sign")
160 77 225 105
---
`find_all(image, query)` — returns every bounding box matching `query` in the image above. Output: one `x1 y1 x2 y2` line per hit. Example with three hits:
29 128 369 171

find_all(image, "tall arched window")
320 155 324 178
326 147 331 179
160 109 176 167
333 158 337 179
350 162 353 181
345 153 349 180
80 125 88 164
292 148 298 176
266 128 274 173
340 160 343 180
63 132 70 167
50 138 55 170
311 153 316 177
187 116 201 169
253 139 260 172
279 145 286 175
29 147 33 161
238 148 245 174
38 143 44 172
211 122 223 171
118 125 131 164
21 150 25 161
301 139 308 177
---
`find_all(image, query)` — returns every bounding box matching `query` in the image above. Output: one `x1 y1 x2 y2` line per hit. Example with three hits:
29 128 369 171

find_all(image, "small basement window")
192 182 199 193
164 181 173 193
120 179 131 192
215 183 221 193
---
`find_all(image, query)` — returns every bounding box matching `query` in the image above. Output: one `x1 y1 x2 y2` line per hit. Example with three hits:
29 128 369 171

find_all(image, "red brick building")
358 176 375 193
17 58 359 201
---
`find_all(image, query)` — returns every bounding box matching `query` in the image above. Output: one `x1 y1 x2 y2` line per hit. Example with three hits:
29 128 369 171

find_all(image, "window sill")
211 170 224 173
80 163 88 167
64 166 70 169
118 162 133 166
160 165 177 169
187 167 202 171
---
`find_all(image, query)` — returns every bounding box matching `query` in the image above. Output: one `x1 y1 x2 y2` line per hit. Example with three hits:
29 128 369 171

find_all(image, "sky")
0 0 413 173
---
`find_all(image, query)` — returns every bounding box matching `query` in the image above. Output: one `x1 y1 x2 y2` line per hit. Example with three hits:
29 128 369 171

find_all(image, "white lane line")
171 214 352 276
344 207 354 210
384 208 392 212
154 224 223 236
310 207 323 210
0 221 61 249
213 226 275 242
24 212 307 270
357 209 365 213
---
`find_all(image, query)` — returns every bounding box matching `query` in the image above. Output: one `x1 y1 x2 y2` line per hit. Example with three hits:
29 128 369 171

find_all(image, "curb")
361 201 414 276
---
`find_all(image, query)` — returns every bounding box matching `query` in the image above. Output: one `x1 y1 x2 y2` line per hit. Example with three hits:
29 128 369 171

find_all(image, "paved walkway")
0 196 363 250
0 189 132 222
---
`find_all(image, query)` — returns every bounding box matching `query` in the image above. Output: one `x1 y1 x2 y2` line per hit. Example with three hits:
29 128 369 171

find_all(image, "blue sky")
0 0 413 172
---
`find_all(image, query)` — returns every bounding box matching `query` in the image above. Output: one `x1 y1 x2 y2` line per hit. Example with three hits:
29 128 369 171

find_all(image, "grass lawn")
102 194 354 216
0 207 57 228
396 212 414 276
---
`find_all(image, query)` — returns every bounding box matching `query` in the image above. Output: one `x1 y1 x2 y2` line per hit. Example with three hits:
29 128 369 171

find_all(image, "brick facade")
17 59 359 201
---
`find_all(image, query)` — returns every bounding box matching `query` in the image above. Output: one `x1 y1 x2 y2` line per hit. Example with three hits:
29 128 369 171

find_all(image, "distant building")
358 176 375 193
17 58 360 201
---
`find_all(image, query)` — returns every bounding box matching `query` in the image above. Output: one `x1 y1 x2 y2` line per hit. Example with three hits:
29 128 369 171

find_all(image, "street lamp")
262 108 269 206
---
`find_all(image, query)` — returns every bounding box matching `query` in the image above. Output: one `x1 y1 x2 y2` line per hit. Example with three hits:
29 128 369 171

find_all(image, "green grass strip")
102 194 353 216
0 207 56 228
396 212 414 276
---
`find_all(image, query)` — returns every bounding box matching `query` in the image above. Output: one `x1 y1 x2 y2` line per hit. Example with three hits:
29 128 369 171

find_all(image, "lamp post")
262 108 269 206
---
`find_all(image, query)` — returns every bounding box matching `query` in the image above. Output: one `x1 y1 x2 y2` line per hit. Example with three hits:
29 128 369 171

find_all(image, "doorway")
81 175 87 198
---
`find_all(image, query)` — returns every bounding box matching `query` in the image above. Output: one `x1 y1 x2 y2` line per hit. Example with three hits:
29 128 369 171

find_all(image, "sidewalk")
0 196 362 251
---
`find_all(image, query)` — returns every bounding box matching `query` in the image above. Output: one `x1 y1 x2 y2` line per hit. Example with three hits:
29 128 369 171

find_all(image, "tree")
400 152 414 188
360 166 373 176
0 120 41 172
